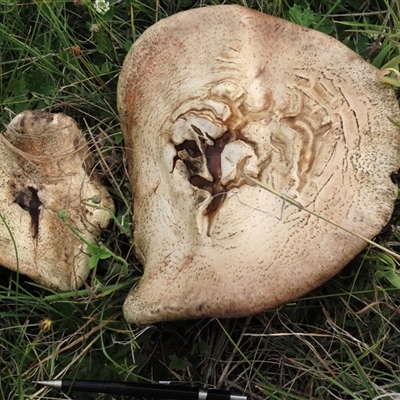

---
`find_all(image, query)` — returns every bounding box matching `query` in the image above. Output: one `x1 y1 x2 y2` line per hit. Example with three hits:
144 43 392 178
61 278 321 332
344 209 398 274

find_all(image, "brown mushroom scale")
173 127 253 232
14 186 42 239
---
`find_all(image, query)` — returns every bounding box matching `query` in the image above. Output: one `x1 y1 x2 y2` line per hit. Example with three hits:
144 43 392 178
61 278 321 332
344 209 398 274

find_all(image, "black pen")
33 379 247 400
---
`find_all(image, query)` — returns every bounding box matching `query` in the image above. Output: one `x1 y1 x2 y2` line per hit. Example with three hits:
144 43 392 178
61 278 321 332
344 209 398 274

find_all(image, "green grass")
1 0 400 399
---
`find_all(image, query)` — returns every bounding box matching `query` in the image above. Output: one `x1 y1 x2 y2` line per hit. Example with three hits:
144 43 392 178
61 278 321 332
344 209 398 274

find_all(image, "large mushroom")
0 110 114 291
118 5 400 325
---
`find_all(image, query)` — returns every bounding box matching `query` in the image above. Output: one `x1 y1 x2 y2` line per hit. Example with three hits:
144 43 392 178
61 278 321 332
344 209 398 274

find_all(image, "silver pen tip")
230 395 248 400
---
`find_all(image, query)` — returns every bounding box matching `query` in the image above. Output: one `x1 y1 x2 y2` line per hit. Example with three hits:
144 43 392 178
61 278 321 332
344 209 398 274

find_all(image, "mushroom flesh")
118 5 400 325
0 110 114 291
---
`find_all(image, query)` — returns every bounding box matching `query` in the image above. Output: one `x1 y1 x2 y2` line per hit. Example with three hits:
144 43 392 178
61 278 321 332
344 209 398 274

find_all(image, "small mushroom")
0 110 114 291
118 5 400 325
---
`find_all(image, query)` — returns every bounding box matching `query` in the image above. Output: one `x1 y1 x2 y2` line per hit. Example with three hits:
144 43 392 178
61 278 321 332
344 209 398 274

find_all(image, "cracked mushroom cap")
118 5 400 325
0 110 114 291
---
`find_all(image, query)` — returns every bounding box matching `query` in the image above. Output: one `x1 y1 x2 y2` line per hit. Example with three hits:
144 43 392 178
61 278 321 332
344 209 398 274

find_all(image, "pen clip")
159 381 216 389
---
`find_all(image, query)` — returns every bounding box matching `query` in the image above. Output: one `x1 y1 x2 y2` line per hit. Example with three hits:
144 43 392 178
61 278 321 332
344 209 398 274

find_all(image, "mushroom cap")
118 5 400 325
0 110 114 291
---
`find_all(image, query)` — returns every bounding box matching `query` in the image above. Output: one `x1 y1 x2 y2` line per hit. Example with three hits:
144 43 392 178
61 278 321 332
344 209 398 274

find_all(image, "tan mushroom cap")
118 5 400 325
0 110 114 291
